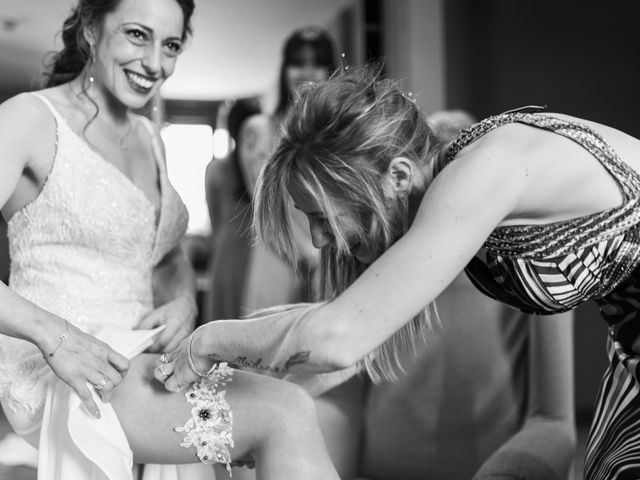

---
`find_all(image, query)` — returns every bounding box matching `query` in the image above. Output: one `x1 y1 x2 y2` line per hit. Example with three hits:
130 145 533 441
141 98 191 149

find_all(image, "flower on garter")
185 378 231 405
178 392 232 434
207 362 234 388
175 380 234 472
191 429 234 466
184 364 234 406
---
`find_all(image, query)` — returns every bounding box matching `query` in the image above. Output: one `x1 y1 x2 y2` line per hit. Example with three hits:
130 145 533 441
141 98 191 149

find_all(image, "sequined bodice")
442 112 640 318
0 93 188 413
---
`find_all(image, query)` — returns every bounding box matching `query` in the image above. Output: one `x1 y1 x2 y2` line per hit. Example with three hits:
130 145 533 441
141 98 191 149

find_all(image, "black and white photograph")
1 1 640 479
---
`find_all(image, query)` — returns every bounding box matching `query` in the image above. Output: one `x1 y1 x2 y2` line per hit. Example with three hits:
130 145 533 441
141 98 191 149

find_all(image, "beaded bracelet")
187 326 217 377
47 320 70 358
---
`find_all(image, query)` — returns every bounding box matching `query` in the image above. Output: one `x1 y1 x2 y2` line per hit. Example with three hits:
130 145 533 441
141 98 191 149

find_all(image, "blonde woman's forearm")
191 302 350 375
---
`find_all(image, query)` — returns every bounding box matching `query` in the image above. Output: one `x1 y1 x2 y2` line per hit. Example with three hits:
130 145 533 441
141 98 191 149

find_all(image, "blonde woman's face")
287 181 377 264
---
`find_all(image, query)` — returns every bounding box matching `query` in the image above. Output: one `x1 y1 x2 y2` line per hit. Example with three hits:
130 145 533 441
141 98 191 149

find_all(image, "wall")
0 86 27 104
383 0 446 114
444 0 640 136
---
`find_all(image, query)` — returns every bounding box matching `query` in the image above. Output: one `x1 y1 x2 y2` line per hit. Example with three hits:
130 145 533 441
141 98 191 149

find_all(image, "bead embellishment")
174 363 234 473
445 111 640 300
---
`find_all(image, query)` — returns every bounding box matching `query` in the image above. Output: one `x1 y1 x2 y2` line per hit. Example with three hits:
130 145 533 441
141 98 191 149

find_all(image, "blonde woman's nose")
309 221 332 249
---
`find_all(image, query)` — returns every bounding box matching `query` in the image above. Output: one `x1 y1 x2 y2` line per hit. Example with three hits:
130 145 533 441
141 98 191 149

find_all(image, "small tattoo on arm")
208 351 311 373
284 351 310 370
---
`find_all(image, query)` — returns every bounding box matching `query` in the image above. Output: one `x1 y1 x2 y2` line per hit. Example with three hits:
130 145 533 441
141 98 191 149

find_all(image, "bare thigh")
216 375 367 480
110 354 316 465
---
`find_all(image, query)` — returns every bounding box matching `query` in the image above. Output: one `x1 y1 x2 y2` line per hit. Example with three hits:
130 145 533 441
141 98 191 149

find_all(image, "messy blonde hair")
254 65 440 382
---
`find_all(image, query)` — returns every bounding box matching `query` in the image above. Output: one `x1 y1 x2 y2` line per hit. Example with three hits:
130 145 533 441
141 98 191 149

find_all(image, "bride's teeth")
127 72 154 89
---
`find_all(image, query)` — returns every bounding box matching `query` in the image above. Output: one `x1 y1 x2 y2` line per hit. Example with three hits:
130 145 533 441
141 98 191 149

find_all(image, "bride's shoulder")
0 92 59 156
0 91 51 123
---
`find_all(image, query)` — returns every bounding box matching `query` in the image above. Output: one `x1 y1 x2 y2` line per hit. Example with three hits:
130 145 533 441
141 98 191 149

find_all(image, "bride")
0 0 338 479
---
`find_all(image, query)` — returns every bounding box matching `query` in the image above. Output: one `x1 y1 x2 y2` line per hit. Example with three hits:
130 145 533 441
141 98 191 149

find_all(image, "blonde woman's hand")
137 296 197 353
153 327 211 392
41 320 130 418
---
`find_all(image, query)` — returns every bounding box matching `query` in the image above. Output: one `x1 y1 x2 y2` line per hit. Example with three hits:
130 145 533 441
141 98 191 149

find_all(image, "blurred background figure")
204 98 261 322
427 108 477 142
203 26 339 323
352 110 577 480
356 275 576 480
237 25 338 313
207 26 365 480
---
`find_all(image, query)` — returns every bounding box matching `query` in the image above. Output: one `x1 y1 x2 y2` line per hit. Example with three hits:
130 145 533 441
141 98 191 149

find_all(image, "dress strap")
30 92 65 124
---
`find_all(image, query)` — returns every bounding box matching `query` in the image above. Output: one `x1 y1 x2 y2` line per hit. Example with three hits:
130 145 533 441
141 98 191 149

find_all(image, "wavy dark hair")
44 0 195 88
274 26 337 118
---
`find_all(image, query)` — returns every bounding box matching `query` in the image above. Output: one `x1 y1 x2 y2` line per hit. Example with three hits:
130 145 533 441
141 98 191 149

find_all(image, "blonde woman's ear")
386 157 413 195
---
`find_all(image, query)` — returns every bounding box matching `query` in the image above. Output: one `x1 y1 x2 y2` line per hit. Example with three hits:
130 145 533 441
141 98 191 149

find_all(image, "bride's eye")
164 40 183 56
126 28 148 45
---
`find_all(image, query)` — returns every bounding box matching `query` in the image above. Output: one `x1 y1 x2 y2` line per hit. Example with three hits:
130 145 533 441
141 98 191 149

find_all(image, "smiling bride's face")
87 0 185 110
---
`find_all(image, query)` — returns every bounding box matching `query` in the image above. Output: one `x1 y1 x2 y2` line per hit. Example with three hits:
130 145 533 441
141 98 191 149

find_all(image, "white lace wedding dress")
0 93 211 480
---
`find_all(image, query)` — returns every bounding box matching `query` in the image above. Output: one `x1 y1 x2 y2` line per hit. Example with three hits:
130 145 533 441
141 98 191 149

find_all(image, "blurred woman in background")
238 26 338 312
203 27 363 480
204 98 261 323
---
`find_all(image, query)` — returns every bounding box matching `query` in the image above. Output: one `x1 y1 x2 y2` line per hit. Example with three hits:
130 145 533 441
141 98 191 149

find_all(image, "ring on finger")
159 353 169 364
94 376 108 389
159 363 169 377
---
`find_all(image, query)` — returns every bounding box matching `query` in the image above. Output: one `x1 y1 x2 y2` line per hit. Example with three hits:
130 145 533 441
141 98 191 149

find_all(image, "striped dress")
444 111 640 480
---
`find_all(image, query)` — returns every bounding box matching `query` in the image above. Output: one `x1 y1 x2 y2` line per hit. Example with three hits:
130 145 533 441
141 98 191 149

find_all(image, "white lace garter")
175 363 235 473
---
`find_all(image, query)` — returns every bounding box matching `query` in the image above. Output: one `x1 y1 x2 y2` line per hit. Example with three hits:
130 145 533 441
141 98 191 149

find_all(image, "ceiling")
0 0 355 101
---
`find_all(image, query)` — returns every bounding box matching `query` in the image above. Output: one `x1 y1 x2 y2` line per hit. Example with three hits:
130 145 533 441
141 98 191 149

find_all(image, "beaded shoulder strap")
446 112 640 296
446 112 640 200
444 112 640 256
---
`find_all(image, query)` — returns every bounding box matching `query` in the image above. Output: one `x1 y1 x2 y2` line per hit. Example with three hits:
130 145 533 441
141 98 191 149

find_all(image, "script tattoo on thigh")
207 351 311 373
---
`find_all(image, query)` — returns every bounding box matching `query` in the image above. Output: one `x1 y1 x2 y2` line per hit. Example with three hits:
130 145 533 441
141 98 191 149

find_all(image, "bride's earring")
88 44 96 86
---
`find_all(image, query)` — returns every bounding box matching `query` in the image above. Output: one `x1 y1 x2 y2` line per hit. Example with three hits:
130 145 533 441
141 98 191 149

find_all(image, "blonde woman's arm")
159 137 526 390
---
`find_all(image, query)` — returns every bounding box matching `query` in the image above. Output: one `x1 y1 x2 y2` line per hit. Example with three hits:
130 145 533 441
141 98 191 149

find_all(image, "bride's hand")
41 319 130 417
137 296 197 353
153 327 212 392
